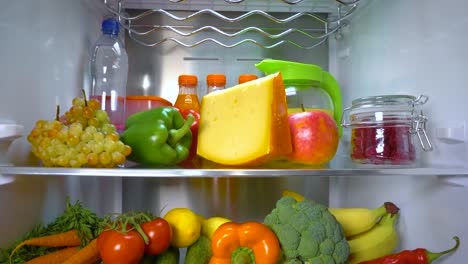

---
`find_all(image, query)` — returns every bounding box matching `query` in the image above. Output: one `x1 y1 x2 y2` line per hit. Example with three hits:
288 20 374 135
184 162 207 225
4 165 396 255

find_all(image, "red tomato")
141 217 172 255
97 229 145 264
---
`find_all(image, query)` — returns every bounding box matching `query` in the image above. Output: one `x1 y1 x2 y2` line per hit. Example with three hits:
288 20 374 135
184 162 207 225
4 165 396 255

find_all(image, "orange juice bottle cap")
207 74 226 86
178 75 198 86
238 74 258 84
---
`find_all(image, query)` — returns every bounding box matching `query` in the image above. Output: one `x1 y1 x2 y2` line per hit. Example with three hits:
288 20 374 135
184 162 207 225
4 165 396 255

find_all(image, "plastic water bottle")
90 18 128 133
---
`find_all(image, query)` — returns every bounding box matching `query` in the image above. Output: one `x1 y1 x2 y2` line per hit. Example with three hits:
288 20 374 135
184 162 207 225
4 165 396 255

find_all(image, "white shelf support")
0 123 24 185
439 175 468 187
436 122 465 144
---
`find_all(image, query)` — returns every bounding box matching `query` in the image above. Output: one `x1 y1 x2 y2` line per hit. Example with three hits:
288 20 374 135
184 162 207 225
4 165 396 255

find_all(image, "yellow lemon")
163 208 201 248
202 216 232 239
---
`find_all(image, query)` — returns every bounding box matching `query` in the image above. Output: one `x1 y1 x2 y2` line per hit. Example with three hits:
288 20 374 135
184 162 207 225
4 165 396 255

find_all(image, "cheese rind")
197 72 292 165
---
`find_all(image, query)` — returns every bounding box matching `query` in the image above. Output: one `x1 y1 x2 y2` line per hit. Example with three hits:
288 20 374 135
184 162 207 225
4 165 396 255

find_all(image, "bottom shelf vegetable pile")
0 194 461 264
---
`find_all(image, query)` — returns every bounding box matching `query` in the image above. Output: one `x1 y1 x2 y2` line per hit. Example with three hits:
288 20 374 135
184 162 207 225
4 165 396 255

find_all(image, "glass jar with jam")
342 94 433 167
174 74 200 112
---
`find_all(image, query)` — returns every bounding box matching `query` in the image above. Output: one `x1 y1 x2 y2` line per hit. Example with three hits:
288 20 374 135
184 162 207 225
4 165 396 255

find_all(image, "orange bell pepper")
209 221 280 264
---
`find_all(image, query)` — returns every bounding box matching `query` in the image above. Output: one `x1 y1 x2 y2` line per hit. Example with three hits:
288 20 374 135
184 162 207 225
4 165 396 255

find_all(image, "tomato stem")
132 221 149 245
98 211 155 246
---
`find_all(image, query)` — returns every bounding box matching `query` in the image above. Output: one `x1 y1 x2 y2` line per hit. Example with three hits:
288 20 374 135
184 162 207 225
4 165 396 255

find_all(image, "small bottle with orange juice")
238 74 257 84
174 75 200 112
206 74 226 94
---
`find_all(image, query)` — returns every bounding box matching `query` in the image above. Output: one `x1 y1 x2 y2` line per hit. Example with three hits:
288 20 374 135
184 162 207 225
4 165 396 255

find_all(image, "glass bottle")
206 74 226 94
174 75 200 112
238 74 258 84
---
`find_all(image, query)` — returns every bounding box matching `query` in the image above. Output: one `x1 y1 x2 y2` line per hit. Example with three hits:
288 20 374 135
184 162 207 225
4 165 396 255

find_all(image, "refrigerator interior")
0 0 467 263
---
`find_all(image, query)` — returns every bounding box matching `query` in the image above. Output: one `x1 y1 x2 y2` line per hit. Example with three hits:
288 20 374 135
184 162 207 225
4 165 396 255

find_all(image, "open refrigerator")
1 0 467 263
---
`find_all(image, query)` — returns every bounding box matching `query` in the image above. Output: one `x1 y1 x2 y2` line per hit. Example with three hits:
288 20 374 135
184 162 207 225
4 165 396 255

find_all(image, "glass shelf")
1 164 467 178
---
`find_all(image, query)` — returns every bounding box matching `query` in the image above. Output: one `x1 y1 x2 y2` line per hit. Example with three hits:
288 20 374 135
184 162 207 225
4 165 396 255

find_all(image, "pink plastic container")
125 96 172 120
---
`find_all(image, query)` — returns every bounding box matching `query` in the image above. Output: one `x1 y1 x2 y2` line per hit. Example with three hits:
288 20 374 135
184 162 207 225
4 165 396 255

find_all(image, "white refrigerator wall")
329 0 468 261
0 0 122 247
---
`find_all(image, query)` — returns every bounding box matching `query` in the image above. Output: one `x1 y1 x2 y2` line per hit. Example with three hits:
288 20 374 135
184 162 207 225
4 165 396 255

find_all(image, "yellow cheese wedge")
197 72 292 166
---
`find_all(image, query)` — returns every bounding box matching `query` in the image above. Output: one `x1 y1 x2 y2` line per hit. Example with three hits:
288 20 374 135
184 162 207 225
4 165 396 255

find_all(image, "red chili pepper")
173 107 200 161
360 236 460 264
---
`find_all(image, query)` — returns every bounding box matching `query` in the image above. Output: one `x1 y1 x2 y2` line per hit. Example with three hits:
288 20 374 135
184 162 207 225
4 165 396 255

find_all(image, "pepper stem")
168 114 195 146
427 236 460 263
231 247 255 264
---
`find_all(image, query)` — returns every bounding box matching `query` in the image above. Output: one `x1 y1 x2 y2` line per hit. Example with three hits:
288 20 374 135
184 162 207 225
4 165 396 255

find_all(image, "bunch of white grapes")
27 96 131 168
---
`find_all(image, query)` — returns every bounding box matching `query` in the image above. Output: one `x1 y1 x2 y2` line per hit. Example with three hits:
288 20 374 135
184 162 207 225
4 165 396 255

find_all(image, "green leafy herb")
47 197 102 245
0 197 103 264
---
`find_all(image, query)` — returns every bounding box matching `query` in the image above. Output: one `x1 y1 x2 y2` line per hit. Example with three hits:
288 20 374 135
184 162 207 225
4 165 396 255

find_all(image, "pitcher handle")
321 71 343 137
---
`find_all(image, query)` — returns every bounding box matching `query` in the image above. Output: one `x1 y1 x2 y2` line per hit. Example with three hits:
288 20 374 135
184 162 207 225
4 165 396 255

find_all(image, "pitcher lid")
255 59 323 82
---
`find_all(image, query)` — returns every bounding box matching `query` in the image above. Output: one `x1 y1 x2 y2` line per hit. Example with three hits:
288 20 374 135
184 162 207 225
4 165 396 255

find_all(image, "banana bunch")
282 190 400 264
345 210 399 264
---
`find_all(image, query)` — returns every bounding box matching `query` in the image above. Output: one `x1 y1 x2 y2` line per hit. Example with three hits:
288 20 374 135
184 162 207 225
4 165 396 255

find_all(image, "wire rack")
103 0 360 49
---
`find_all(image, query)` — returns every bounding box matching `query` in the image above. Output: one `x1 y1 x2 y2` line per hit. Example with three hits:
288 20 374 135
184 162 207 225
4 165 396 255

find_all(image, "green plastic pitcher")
255 59 342 136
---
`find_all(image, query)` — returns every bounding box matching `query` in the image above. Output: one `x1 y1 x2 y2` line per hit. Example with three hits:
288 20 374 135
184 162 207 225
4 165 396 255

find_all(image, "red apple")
287 110 339 165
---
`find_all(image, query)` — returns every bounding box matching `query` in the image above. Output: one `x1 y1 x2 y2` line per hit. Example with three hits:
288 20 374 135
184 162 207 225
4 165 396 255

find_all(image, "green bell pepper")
121 106 195 165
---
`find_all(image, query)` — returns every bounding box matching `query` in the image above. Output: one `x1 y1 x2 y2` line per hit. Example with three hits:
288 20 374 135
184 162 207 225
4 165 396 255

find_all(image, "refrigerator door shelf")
0 123 24 185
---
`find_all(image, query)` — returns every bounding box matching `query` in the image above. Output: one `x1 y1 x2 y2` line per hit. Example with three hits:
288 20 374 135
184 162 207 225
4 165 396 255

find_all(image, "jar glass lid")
346 94 429 117
351 94 417 107
342 94 429 128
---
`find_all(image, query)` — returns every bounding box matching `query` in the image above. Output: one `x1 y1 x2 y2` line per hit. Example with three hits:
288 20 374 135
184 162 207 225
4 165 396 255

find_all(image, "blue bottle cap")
102 18 120 35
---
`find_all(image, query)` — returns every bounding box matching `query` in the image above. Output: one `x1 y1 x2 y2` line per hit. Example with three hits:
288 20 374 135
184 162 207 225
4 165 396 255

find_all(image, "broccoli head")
264 196 349 264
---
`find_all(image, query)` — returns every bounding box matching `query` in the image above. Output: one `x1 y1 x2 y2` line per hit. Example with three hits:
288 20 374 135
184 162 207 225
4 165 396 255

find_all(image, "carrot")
62 238 100 264
24 247 80 264
9 230 81 263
